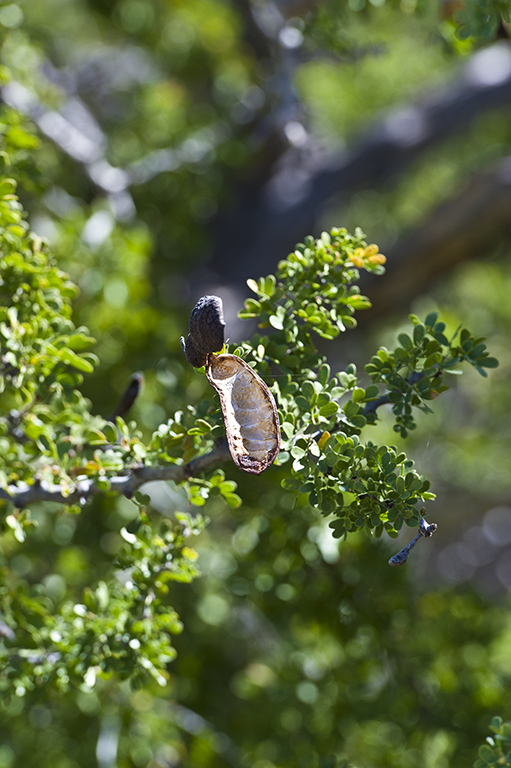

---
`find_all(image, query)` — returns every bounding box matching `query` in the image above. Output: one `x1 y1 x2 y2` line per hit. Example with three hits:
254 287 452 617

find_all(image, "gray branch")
0 441 232 508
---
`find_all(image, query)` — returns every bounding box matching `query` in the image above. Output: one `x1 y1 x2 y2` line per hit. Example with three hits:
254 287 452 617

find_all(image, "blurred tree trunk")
209 43 511 285
359 157 511 322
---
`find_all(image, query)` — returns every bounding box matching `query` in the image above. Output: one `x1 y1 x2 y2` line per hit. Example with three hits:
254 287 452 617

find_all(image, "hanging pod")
206 352 280 475
181 295 281 474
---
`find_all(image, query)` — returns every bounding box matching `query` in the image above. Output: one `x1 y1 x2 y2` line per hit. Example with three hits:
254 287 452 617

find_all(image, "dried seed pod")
388 516 437 566
180 295 225 368
110 372 144 421
181 295 280 473
206 353 281 475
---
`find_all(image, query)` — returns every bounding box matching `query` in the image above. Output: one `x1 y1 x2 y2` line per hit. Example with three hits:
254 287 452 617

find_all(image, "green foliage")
0 134 498 701
475 717 511 767
0 174 104 497
456 0 511 41
0 123 501 768
308 0 510 60
0 1 509 765
0 149 241 517
1 510 205 694
164 499 511 768
240 229 383 340
366 312 498 435
235 231 495 539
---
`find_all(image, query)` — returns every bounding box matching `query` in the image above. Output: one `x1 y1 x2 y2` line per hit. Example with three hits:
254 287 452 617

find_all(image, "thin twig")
362 370 426 417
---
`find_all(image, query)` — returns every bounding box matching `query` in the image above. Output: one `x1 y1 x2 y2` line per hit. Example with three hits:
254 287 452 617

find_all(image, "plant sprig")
233 229 497 539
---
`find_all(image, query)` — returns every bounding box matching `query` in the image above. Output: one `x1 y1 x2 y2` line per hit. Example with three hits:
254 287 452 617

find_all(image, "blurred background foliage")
2 0 511 766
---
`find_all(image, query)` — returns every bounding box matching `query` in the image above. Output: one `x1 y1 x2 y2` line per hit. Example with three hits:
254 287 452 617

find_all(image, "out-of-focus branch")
359 155 511 322
209 42 511 283
0 1 316 216
6 33 511 301
0 441 232 508
1 79 137 220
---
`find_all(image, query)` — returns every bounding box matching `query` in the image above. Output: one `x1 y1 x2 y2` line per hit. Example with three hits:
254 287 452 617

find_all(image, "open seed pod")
206 353 281 475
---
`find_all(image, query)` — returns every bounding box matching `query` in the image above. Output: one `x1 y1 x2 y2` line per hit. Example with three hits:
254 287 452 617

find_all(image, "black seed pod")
180 295 225 368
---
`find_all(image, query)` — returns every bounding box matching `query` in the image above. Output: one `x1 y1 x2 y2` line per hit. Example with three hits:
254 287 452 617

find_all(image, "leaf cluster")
240 229 383 357
0 131 498 697
234 232 496 539
0 148 241 519
0 166 104 498
0 511 205 696
475 717 511 767
455 0 511 41
365 312 498 438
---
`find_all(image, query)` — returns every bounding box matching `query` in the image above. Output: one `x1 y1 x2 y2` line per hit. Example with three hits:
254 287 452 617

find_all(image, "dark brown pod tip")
111 371 145 420
181 295 225 368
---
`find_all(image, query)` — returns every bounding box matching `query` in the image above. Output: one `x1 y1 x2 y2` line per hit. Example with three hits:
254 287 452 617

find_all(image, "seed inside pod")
206 353 281 475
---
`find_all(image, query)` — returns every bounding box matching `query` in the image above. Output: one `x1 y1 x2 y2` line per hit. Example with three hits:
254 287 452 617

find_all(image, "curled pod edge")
206 353 281 475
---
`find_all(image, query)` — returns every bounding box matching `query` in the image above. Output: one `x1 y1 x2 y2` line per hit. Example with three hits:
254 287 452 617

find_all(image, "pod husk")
206 353 281 474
